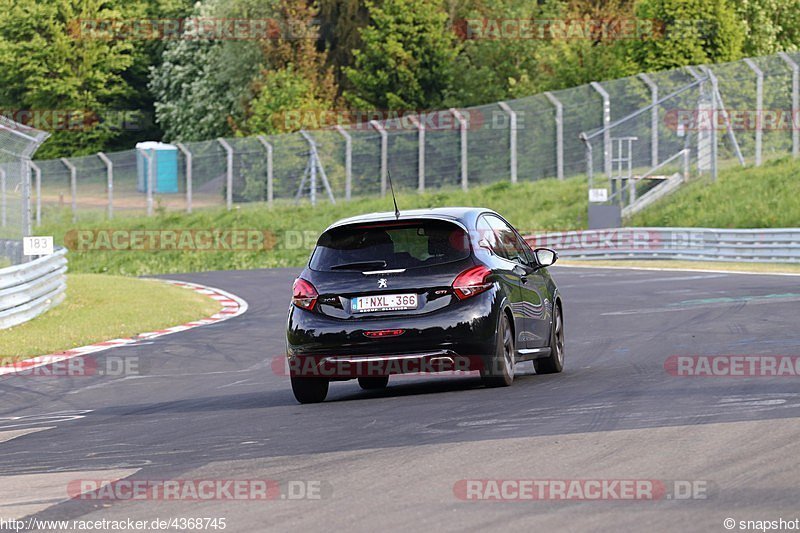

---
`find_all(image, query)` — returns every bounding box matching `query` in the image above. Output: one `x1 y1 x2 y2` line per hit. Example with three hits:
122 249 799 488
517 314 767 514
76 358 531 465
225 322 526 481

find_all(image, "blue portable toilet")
136 141 179 193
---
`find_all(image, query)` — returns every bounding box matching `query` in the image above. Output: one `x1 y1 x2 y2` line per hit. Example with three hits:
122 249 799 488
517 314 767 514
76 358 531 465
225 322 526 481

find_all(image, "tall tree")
627 0 745 71
344 0 460 110
0 0 148 158
735 0 800 56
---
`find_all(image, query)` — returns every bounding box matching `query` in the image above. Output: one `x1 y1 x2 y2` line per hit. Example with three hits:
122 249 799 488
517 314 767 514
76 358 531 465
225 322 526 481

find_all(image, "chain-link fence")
30 51 800 225
0 117 48 265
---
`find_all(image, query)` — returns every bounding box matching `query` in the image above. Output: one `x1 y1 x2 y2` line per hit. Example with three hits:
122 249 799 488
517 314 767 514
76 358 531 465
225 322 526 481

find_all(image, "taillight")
452 265 493 300
292 278 318 310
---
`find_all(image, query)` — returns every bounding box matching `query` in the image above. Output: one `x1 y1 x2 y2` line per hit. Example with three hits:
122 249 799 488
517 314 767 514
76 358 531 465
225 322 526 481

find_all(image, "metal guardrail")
0 248 67 329
525 228 800 263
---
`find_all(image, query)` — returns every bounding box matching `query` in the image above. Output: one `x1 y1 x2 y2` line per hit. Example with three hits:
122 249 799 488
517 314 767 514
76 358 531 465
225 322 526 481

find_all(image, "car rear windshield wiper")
330 260 388 271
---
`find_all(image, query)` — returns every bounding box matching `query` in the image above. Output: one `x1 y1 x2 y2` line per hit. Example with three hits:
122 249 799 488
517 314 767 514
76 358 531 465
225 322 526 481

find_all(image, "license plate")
351 293 418 313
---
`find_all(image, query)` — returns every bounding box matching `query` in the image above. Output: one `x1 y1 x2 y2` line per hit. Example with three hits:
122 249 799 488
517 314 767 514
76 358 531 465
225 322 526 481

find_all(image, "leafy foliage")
344 0 460 110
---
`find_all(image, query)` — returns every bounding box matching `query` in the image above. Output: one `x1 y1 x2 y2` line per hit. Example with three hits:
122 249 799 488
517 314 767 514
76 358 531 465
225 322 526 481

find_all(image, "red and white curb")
0 279 248 377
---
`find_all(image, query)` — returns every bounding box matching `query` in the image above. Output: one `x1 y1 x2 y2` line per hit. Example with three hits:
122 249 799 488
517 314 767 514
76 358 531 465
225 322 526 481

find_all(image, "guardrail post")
217 138 234 210
779 52 799 158
0 168 5 227
333 127 351 201
408 115 426 192
544 92 565 180
60 158 77 222
175 143 192 213
744 58 764 166
30 161 41 227
638 73 659 167
369 120 388 196
256 136 274 206
498 102 518 183
590 82 612 179
97 152 113 219
449 108 469 190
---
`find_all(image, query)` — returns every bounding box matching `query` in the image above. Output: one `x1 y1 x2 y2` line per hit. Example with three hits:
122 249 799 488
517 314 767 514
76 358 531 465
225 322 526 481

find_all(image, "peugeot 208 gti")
286 207 564 403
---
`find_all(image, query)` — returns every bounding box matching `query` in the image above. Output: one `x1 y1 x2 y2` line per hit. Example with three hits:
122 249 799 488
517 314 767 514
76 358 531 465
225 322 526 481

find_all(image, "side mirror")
534 247 558 267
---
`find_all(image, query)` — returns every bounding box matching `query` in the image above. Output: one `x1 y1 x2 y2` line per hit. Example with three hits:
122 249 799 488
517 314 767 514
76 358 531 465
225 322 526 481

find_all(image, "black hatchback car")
286 207 564 403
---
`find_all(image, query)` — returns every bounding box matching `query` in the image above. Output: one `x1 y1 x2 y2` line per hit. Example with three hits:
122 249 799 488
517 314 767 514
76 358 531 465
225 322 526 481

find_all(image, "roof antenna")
387 168 400 220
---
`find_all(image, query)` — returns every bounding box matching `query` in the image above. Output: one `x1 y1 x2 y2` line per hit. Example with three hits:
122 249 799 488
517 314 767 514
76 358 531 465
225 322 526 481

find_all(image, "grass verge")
0 274 221 361
38 178 588 276
30 155 800 276
629 156 800 228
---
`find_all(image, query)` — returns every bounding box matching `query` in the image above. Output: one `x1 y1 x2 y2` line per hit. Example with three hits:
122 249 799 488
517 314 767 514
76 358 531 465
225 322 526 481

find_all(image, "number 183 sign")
23 236 54 256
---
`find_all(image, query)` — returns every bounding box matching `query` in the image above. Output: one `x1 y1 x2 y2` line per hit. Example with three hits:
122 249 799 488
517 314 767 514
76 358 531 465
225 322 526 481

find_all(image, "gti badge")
378 278 388 288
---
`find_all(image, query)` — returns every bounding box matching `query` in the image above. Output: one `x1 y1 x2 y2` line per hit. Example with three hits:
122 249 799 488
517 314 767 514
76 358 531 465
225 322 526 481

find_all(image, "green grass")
630 156 800 228
37 178 588 276
0 274 220 360
29 155 800 276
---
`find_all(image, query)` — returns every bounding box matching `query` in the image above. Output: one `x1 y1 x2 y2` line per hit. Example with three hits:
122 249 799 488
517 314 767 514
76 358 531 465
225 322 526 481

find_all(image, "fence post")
638 73 659 167
333 127 351 201
744 58 764 166
60 158 77 222
580 133 593 190
217 138 234 210
0 168 5 227
176 143 192 213
408 115 426 192
544 92 564 180
256 136 274 206
590 82 612 179
21 159 32 239
30 161 41 227
369 120 388 196
695 67 721 181
498 102 517 183
779 52 799 158
449 108 469 190
97 152 113 219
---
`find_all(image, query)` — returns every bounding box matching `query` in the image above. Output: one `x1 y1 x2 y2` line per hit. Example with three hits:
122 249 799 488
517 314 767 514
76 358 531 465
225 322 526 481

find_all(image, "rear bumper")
286 289 500 377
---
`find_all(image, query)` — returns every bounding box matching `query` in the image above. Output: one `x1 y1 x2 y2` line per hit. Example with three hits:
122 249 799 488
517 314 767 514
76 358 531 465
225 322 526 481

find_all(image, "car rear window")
309 219 471 271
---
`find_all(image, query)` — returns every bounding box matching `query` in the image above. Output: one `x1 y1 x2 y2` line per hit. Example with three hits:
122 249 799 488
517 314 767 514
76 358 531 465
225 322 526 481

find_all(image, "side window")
475 216 503 257
516 234 536 265
486 215 527 263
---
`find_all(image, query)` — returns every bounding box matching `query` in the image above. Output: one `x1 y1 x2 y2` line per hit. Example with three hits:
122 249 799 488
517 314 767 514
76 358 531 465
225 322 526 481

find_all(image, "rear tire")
358 376 389 390
534 303 564 375
291 377 329 404
482 313 515 387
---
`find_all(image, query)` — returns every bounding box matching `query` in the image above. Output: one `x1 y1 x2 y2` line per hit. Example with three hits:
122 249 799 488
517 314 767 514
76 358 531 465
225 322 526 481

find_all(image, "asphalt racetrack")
1 266 799 532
